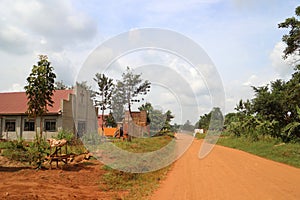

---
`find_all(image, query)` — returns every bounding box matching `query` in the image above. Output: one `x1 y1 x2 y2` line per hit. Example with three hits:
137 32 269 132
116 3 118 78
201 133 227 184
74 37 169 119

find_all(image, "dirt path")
151 137 300 200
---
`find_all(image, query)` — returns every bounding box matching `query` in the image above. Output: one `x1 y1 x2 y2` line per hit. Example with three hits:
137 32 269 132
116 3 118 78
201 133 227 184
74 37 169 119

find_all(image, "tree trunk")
101 109 105 136
39 116 43 142
127 100 132 142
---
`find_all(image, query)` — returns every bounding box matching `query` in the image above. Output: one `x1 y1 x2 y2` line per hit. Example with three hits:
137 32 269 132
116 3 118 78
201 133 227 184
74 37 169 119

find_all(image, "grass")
99 165 171 200
99 135 174 199
217 135 300 168
113 135 173 153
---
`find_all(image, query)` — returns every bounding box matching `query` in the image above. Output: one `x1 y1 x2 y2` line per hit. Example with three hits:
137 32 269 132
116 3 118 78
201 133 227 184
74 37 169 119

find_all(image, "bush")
53 129 74 142
27 137 49 169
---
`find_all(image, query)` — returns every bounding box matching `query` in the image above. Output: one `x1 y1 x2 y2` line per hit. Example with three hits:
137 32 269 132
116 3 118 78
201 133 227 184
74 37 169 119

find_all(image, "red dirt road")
151 138 300 200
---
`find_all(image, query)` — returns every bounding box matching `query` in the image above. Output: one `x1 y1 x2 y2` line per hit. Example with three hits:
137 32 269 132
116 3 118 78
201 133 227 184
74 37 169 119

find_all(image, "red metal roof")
0 90 73 115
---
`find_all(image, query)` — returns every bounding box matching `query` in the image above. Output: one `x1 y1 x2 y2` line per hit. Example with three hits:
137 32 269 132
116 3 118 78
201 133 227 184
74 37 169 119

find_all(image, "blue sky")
0 0 299 123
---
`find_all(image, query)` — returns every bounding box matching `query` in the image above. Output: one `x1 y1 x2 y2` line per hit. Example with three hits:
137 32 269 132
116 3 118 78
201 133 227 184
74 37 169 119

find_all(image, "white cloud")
8 83 23 92
270 41 294 78
0 0 100 92
0 24 30 54
243 74 258 86
0 0 98 53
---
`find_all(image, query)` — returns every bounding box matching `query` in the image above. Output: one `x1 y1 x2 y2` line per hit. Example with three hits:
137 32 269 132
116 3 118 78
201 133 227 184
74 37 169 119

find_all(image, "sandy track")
151 138 300 200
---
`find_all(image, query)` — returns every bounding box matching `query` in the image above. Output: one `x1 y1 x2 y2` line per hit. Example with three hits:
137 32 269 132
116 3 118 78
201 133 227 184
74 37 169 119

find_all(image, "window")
5 120 16 132
77 121 86 137
45 119 56 132
24 120 35 131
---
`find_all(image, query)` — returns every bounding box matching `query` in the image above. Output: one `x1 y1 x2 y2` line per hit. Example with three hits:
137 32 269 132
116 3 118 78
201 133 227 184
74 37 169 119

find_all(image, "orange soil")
0 158 125 200
151 139 300 200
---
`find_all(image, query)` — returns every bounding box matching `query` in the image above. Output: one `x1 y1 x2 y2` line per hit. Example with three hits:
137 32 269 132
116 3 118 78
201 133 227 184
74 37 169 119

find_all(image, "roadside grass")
217 135 300 168
99 135 174 199
99 165 171 200
113 135 173 153
195 133 206 140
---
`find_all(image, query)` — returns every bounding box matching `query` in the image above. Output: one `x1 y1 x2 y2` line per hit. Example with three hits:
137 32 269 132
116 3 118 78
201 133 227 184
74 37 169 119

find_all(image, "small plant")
27 136 49 169
53 129 74 142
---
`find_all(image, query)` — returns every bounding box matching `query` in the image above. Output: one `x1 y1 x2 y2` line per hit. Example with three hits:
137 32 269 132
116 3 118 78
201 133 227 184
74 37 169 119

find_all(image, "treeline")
198 6 300 143
225 66 300 142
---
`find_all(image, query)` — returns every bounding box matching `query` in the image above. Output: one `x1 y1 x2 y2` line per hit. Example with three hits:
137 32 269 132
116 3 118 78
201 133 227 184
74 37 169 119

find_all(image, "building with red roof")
0 86 97 140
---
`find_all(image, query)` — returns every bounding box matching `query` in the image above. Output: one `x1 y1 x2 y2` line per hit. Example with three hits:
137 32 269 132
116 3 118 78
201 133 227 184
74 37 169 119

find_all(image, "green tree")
196 107 224 131
182 120 194 131
163 110 174 132
94 73 114 132
209 107 224 130
24 55 56 169
196 113 211 130
105 112 117 127
224 113 238 129
278 6 300 59
138 102 153 124
116 67 151 114
54 80 69 90
111 81 126 122
138 103 175 134
148 109 165 135
24 55 56 139
115 67 150 141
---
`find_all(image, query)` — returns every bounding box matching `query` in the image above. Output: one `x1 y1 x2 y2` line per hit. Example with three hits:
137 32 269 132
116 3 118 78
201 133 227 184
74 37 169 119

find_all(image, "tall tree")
182 120 194 131
24 55 56 139
196 107 224 131
278 6 300 60
163 110 174 132
94 73 114 132
116 67 151 114
111 81 126 122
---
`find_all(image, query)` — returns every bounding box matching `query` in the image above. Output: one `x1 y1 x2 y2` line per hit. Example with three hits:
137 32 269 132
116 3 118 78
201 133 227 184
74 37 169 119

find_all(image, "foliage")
111 81 126 122
54 80 70 90
278 6 300 59
139 103 175 135
24 55 56 138
105 112 117 127
0 139 30 163
181 120 194 131
196 107 224 131
53 129 74 142
24 55 56 169
114 66 151 114
195 133 206 140
224 11 300 141
1 137 49 169
27 137 49 169
138 102 153 124
94 73 114 130
226 71 300 142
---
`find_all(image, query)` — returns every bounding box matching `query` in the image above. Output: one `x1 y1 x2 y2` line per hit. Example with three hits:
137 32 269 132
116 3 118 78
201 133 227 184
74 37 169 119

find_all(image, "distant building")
123 110 149 137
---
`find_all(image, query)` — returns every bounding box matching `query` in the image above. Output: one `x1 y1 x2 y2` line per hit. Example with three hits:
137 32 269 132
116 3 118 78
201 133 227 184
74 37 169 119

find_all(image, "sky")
0 0 299 124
